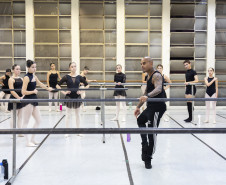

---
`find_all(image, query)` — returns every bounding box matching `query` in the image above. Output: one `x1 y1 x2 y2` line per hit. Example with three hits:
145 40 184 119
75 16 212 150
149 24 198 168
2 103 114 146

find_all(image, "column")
71 0 80 74
116 0 125 72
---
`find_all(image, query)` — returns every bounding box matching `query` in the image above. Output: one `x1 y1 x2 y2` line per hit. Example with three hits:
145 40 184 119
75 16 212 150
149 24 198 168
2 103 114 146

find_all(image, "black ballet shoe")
184 118 192 122
144 160 152 169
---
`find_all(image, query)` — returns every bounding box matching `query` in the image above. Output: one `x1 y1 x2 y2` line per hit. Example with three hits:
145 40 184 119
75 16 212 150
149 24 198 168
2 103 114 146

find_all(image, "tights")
22 104 41 144
0 92 10 111
205 93 216 122
80 86 86 110
49 92 58 109
65 107 81 128
10 109 23 129
114 95 127 120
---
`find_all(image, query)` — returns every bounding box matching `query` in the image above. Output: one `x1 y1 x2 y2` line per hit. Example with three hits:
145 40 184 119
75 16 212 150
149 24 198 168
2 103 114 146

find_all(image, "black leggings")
137 106 166 159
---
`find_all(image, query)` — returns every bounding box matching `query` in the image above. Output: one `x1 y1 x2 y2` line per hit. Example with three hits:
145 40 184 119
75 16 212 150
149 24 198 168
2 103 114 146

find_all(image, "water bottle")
0 163 4 182
2 160 8 179
127 134 131 142
59 103 62 111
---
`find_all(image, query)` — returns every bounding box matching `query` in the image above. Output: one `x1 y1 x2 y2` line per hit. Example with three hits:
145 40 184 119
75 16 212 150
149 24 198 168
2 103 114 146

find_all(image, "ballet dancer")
47 62 61 112
56 62 89 137
8 64 23 135
22 60 53 147
204 67 218 123
0 69 12 113
111 64 127 122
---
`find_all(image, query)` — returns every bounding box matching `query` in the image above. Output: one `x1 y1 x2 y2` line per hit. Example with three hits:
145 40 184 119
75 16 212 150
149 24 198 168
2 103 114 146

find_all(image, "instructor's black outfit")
137 71 166 168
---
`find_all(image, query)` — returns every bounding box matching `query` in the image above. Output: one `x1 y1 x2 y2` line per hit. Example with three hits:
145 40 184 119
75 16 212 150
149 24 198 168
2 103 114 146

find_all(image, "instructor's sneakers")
144 160 152 169
184 118 192 123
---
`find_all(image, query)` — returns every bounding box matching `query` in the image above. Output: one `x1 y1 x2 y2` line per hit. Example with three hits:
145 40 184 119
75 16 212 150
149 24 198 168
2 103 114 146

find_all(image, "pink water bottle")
60 104 62 111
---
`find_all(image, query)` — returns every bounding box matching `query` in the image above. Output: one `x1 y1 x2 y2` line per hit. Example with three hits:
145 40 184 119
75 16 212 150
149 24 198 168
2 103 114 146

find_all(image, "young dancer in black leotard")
8 64 23 134
22 60 53 147
204 67 218 124
157 64 171 122
56 62 89 137
0 69 12 113
47 63 61 112
80 66 96 112
111 64 127 122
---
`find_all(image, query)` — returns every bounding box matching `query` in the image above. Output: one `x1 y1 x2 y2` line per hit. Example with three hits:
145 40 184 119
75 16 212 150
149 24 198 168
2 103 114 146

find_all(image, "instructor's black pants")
137 105 166 160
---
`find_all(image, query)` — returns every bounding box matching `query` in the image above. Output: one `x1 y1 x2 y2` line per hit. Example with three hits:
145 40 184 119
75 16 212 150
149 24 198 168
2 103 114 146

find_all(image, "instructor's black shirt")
146 71 166 109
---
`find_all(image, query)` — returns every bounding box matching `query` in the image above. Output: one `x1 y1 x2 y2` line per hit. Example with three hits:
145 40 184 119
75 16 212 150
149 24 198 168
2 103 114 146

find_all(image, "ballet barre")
1 96 225 184
90 82 204 86
0 88 128 92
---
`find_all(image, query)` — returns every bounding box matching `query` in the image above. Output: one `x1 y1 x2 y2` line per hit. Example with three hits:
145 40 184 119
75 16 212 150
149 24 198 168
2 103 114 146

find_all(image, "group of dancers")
112 60 218 124
0 59 218 152
0 60 130 145
0 60 91 146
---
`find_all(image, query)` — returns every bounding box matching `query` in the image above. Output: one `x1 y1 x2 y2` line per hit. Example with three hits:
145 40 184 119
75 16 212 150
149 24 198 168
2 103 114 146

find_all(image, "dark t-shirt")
185 69 197 82
146 71 166 109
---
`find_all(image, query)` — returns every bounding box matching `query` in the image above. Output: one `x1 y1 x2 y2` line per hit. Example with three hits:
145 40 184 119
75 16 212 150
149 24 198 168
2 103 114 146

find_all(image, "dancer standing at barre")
141 72 148 94
8 64 23 134
111 64 127 122
80 66 96 112
204 67 218 124
0 69 12 113
157 64 171 122
134 57 166 169
141 72 148 111
47 62 61 112
56 62 89 137
183 60 199 123
22 60 53 147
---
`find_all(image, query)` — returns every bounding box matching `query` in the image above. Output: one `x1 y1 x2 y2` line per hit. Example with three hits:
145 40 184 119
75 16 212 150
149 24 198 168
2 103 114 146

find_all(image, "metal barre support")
1 128 226 134
100 84 106 143
12 103 16 176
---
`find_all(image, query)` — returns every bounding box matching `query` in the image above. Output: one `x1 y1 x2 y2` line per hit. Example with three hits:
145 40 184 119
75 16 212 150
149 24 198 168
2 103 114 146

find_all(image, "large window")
0 0 26 75
125 0 162 82
170 0 207 106
123 1 162 101
34 0 71 82
79 0 116 83
216 0 226 105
